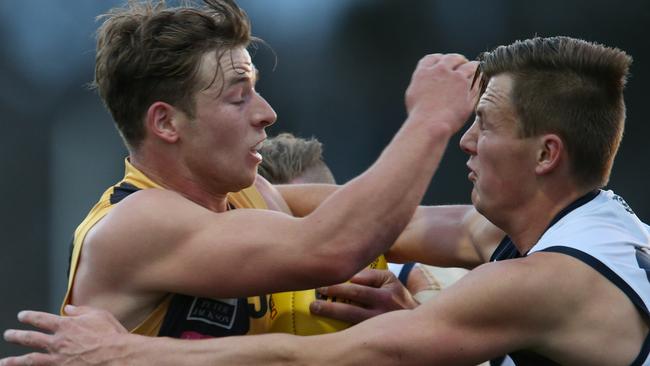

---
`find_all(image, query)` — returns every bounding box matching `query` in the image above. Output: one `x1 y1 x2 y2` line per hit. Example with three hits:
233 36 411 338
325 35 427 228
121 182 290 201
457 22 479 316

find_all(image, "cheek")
475 145 510 188
476 140 499 173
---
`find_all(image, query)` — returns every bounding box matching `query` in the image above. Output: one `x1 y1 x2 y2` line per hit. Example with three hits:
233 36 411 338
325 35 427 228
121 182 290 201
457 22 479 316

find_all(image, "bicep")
94 190 329 300
332 261 551 365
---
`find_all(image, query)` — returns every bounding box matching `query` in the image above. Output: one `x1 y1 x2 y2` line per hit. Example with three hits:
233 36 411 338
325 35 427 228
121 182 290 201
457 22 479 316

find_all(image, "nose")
459 119 478 155
251 93 277 128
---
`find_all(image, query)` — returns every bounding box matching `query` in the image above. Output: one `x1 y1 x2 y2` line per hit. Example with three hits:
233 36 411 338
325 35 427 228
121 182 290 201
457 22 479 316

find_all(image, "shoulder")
81 188 212 272
422 253 603 349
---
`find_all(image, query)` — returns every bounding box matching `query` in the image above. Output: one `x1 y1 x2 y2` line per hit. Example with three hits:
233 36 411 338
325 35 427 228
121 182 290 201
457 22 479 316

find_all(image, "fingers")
62 304 82 316
16 312 61 333
0 352 55 366
417 53 471 72
349 268 395 288
3 329 53 351
62 304 102 317
458 60 479 78
318 281 383 306
416 53 443 67
405 51 479 125
438 53 470 70
310 300 376 324
417 53 468 69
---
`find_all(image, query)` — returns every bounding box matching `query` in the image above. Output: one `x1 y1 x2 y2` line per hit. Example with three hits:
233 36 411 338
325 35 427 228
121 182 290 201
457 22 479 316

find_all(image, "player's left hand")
310 268 419 324
1 305 129 366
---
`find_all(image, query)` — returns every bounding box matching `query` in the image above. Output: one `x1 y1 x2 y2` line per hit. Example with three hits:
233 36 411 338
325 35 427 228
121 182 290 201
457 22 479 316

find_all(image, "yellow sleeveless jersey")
62 159 386 338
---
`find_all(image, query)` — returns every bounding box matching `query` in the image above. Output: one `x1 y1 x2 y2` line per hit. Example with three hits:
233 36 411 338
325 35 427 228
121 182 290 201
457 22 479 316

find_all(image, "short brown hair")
93 0 253 150
475 36 632 188
258 133 335 184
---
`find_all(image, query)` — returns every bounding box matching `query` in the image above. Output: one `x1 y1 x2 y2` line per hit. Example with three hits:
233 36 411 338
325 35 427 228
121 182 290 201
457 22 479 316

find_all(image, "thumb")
63 304 94 316
349 268 393 287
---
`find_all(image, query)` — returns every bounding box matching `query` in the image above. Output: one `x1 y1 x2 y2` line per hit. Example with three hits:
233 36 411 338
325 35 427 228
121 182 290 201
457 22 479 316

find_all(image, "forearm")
387 205 503 269
145 315 417 366
387 205 477 267
277 183 338 217
303 120 456 277
281 54 477 279
140 333 325 365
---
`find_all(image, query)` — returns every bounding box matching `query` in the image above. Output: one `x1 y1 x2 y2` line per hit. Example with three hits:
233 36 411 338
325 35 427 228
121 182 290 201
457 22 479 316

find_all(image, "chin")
470 188 479 206
471 191 488 216
241 171 258 189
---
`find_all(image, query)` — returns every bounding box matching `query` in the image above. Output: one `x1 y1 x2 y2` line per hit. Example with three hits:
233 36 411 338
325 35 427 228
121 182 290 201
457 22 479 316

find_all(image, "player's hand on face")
405 53 479 134
310 268 419 324
1 305 128 366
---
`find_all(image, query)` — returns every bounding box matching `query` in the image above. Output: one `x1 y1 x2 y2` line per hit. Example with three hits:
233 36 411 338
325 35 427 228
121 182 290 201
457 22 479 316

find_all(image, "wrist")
110 333 152 365
404 112 455 141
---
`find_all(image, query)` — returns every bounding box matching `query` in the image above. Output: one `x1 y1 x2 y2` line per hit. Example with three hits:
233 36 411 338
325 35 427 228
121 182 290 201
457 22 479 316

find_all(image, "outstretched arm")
80 53 481 305
2 256 570 366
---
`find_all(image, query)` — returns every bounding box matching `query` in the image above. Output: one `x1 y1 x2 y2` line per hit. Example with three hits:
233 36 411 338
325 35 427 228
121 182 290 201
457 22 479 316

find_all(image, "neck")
501 185 595 254
129 153 230 213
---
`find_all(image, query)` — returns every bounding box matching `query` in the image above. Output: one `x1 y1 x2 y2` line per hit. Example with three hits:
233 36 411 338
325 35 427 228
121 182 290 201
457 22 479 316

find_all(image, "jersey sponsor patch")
187 297 238 329
612 193 635 215
158 295 250 338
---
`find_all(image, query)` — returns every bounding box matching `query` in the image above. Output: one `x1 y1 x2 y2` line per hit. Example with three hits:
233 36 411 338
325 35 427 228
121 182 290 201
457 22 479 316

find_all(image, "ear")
535 134 564 175
145 101 180 143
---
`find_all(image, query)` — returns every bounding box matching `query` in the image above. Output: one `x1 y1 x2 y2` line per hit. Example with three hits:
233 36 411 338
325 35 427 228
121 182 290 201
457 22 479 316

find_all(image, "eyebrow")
225 66 259 89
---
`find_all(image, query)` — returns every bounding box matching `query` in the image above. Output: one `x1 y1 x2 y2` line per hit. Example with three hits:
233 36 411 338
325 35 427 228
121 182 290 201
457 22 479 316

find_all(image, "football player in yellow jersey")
1 0 479 359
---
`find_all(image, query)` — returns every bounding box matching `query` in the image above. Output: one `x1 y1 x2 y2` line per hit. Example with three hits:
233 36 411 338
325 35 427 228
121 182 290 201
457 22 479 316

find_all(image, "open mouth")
251 139 265 152
249 139 266 162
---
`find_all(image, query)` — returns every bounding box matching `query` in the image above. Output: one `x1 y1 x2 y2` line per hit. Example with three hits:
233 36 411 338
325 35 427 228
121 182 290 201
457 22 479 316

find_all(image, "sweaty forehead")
477 74 514 115
219 47 253 75
197 47 255 91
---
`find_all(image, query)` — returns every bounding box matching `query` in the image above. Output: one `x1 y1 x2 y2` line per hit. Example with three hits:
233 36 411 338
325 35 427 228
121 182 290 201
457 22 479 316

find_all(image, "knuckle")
24 354 35 366
50 337 64 352
21 332 33 346
56 317 69 330
348 286 361 300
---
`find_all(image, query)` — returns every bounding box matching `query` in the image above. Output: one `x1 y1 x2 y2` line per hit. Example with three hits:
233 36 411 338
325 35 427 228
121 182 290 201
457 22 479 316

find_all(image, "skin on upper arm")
387 205 504 268
178 254 566 365
311 251 648 366
73 188 356 311
279 255 571 365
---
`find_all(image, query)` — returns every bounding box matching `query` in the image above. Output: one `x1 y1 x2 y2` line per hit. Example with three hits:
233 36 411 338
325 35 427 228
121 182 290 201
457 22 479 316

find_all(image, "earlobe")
146 101 180 143
535 134 563 175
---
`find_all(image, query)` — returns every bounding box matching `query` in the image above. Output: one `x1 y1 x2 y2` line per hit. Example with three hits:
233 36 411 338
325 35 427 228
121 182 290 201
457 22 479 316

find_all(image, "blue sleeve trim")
540 246 650 366
630 332 650 366
398 262 416 285
540 246 648 315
